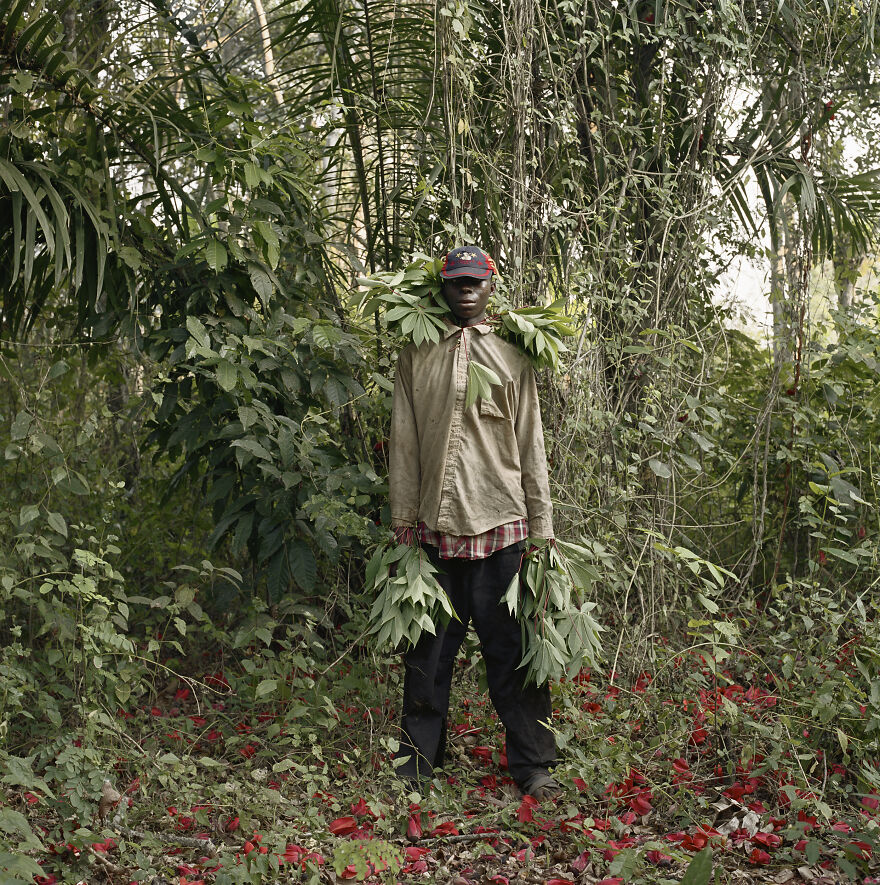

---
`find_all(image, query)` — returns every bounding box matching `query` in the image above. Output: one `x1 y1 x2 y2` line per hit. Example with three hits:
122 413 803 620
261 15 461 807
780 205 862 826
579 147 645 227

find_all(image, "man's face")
442 275 494 326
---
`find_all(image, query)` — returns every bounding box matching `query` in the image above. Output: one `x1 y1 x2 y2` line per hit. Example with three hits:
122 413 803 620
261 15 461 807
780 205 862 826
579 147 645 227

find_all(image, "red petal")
350 798 377 818
406 813 423 840
629 794 653 815
749 848 771 865
517 795 538 823
328 816 358 836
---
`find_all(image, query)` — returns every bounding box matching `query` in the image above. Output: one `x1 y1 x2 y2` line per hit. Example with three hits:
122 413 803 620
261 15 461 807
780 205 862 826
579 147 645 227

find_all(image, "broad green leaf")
289 542 317 592
648 458 672 479
205 238 227 272
117 246 142 270
230 438 273 461
256 678 277 698
678 847 713 885
216 360 237 391
186 316 210 350
696 592 720 614
0 849 45 880
0 807 43 851
10 411 32 441
248 261 273 304
465 361 502 410
46 511 67 537
18 504 39 526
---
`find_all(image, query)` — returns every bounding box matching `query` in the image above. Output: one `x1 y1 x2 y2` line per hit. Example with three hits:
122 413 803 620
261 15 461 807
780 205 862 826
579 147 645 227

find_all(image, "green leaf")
18 504 39 527
256 678 277 698
46 512 67 537
216 360 237 391
608 848 638 881
117 246 142 270
254 220 280 268
205 238 227 272
465 361 502 410
288 542 317 592
0 849 45 881
696 592 720 614
47 360 69 380
248 261 274 304
504 572 520 616
678 847 713 885
648 458 672 479
0 157 55 254
0 807 43 851
837 858 858 880
10 411 32 441
186 316 210 350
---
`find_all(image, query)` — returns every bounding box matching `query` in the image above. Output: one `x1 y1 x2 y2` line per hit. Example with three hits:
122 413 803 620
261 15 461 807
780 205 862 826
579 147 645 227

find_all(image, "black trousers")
395 543 556 787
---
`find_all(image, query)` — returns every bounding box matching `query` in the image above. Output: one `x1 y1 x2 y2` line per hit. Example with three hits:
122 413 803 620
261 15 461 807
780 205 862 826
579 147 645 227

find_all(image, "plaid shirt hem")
411 519 529 559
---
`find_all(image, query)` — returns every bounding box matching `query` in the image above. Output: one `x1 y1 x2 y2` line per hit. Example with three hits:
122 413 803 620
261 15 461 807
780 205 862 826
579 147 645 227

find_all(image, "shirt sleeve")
389 346 421 528
515 363 555 539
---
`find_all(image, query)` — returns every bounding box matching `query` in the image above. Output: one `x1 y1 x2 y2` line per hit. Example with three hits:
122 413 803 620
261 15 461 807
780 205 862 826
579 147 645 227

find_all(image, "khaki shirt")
390 319 554 539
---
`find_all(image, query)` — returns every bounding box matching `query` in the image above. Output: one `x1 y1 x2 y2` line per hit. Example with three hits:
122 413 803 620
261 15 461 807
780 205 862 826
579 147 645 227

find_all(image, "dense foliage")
3 0 880 882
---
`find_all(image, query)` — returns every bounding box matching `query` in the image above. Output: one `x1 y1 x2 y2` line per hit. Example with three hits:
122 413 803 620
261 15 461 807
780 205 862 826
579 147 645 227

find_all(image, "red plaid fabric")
413 519 529 559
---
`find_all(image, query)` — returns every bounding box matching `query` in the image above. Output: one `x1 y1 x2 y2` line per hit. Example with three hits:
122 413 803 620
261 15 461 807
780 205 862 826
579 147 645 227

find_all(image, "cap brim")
439 267 493 279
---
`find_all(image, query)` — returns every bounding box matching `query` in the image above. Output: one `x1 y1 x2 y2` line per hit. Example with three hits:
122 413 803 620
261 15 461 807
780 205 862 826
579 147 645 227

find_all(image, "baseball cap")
439 245 497 279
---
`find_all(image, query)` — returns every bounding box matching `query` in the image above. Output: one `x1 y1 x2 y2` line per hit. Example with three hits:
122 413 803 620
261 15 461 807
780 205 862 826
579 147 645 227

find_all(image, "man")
389 245 560 801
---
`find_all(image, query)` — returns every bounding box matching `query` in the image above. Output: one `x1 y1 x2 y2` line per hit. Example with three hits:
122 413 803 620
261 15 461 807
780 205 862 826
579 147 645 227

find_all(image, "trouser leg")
468 545 556 787
396 551 469 779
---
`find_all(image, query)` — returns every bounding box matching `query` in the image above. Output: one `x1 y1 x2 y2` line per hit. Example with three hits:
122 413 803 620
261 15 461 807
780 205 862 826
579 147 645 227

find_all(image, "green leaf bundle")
357 254 449 348
495 299 575 372
366 543 457 648
367 537 603 686
504 539 605 686
357 256 576 372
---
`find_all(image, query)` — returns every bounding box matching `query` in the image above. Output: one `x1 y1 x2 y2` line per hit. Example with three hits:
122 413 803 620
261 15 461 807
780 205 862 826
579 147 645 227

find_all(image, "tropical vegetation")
2 0 880 882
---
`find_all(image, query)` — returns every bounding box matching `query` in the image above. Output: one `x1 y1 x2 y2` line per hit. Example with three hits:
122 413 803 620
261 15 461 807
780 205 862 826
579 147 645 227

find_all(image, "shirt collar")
442 317 494 339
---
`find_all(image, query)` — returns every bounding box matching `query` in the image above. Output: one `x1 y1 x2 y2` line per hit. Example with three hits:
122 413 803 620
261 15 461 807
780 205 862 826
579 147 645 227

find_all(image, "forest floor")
11 639 880 885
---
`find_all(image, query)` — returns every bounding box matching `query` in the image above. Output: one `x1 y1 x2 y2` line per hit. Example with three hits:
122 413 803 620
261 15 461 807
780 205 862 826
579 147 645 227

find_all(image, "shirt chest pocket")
479 397 506 419
477 378 515 420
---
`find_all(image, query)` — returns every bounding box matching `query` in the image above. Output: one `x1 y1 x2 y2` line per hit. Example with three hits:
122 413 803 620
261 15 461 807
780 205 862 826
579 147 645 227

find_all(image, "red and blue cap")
439 245 497 280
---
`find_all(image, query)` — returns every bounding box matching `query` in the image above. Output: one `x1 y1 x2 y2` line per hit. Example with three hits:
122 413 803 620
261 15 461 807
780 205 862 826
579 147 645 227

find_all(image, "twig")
89 846 125 875
417 831 505 845
115 825 219 856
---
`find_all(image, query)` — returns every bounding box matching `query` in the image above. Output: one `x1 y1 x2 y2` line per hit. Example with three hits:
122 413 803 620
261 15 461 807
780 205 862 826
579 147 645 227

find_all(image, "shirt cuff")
527 515 554 539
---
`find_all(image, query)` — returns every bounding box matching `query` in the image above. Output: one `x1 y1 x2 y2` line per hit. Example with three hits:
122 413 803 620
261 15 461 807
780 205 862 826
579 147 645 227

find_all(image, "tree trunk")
251 0 284 105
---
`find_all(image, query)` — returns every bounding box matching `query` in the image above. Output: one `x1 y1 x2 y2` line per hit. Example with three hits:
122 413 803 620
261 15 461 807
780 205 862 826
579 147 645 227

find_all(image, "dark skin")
442 274 495 326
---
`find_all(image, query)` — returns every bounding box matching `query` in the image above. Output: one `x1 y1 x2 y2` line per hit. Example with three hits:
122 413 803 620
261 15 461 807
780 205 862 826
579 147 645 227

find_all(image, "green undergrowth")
3 603 880 884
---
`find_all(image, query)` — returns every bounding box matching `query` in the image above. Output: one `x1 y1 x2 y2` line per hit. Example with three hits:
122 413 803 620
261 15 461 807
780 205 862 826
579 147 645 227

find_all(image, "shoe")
520 771 562 802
